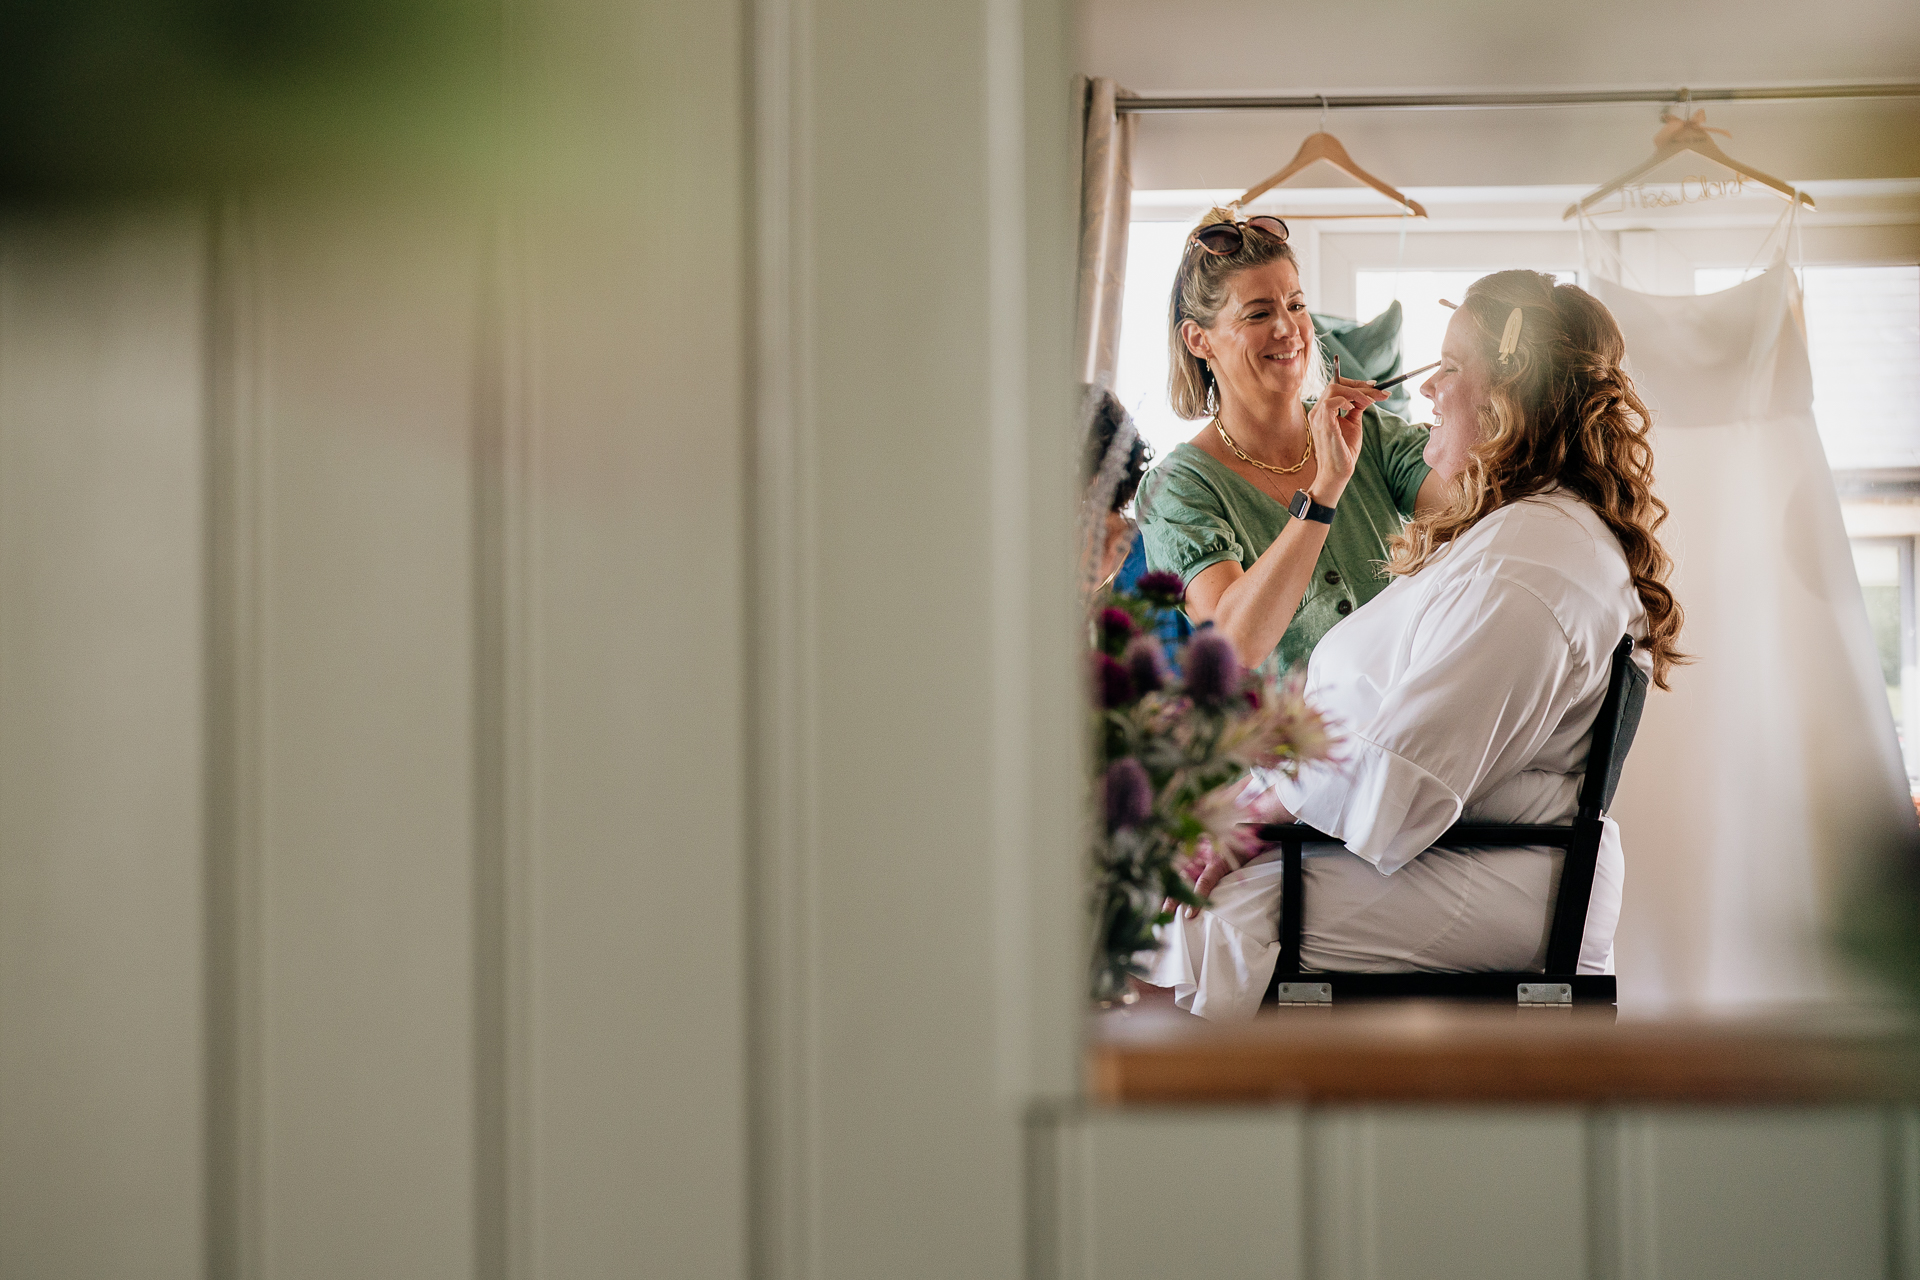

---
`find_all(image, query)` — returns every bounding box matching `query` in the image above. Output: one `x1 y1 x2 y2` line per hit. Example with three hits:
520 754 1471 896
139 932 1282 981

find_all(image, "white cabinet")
1073 1110 1308 1280
1058 1105 1920 1280
1603 1110 1893 1280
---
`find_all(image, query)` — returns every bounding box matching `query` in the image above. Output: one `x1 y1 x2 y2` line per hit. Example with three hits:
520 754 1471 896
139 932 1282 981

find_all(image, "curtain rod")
1114 83 1920 114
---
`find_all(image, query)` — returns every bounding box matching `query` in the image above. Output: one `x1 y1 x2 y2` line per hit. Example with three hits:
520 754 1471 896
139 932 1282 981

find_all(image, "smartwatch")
1288 489 1337 525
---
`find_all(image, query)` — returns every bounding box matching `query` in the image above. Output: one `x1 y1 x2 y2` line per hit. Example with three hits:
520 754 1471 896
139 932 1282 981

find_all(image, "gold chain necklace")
1214 416 1311 476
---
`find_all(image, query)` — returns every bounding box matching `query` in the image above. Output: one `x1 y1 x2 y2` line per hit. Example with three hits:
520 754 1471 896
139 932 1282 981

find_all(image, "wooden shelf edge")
1088 1007 1920 1107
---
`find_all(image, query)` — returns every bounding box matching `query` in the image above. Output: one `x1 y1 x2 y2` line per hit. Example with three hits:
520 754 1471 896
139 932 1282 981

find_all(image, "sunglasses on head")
1185 215 1290 258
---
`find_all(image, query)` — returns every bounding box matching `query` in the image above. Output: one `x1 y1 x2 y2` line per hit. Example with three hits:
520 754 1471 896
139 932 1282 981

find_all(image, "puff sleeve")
1136 461 1245 585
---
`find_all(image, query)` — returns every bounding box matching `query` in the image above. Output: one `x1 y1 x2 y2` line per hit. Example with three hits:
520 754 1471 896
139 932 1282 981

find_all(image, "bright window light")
1696 266 1920 470
1702 266 1920 771
1355 271 1577 424
1852 539 1907 734
1112 222 1200 465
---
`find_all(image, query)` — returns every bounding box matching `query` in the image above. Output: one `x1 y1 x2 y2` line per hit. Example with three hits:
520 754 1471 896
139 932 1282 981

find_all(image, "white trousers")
1146 820 1624 1020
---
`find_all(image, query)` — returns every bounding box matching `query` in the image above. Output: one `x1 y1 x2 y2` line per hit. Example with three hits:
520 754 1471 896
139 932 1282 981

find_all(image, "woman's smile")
1181 258 1317 406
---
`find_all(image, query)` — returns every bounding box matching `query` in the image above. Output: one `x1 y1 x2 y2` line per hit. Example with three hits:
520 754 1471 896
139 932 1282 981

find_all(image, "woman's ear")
1179 318 1212 361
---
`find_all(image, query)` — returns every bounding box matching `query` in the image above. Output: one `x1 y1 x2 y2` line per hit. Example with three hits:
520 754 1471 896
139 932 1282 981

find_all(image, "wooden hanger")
1563 106 1815 219
1236 130 1429 219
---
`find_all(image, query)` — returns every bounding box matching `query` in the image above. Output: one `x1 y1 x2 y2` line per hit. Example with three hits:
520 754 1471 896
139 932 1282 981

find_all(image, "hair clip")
1437 298 1458 310
1497 308 1524 364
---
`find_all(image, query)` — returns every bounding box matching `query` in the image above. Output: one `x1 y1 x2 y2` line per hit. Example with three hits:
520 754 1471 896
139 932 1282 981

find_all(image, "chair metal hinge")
1275 982 1332 1005
1517 982 1572 1006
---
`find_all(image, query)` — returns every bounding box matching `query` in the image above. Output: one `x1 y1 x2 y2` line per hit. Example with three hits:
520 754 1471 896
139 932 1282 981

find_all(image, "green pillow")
1314 301 1410 418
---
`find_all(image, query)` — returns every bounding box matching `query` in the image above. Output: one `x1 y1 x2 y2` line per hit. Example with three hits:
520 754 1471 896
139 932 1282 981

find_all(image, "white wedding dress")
1594 264 1915 1008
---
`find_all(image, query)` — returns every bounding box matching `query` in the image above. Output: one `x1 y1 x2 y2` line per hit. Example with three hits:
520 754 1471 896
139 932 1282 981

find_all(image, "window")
1696 266 1920 470
1354 270 1576 423
1113 221 1204 464
1852 539 1914 744
1696 266 1920 782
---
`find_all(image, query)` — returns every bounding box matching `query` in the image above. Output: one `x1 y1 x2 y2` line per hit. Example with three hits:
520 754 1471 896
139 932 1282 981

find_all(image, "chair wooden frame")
1257 634 1648 1007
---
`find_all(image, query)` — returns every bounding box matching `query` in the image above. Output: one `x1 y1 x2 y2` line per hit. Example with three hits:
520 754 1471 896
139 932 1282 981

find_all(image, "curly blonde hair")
1386 270 1686 688
1166 208 1327 419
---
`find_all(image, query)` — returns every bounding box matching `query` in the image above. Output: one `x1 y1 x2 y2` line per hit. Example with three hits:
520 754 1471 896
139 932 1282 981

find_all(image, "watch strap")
1289 489 1337 525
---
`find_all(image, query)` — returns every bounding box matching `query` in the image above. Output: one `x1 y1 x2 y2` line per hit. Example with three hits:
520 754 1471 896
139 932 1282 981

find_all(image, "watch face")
1289 491 1330 523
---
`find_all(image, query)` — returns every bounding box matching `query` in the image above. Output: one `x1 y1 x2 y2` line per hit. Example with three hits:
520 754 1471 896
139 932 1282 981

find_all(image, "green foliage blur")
1860 583 1899 684
1 0 504 199
1839 833 1920 1009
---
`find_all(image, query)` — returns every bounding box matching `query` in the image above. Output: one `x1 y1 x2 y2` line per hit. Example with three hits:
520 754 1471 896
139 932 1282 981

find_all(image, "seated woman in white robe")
1145 269 1687 1020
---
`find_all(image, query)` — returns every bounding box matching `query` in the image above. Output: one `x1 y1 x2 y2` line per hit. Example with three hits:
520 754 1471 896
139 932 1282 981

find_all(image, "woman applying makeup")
1138 208 1449 673
1147 270 1685 1018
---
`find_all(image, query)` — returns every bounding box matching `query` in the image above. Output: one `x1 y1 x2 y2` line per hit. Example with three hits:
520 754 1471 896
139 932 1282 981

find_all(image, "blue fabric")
1115 533 1191 658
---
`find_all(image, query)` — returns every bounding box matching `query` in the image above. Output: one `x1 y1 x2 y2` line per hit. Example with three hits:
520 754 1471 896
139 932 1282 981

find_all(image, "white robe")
1150 490 1646 1019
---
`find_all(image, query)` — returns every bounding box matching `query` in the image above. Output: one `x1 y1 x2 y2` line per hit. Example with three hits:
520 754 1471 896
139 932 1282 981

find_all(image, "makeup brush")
1369 360 1441 391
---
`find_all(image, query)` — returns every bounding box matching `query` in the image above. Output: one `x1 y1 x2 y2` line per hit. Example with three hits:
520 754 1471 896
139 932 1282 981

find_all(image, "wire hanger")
1234 94 1429 219
1562 88 1815 220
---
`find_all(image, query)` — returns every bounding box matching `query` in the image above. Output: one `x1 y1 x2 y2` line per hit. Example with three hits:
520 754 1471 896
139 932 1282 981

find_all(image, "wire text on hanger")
1610 172 1752 212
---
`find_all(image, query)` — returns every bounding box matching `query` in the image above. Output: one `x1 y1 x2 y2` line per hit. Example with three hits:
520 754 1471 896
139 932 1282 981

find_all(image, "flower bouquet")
1090 571 1337 1003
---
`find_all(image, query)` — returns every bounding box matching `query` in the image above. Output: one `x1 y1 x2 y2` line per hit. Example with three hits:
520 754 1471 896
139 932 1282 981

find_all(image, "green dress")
1137 407 1432 675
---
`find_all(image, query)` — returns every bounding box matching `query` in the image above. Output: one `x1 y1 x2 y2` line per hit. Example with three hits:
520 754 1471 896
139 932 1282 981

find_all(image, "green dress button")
1335 598 1352 616
1324 569 1341 585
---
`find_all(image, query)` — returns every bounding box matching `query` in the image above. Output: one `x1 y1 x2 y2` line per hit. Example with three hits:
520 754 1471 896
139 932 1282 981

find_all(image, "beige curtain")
1076 77 1135 389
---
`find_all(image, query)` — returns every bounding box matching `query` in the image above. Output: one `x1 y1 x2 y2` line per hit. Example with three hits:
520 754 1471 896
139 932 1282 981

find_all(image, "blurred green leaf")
1 0 504 198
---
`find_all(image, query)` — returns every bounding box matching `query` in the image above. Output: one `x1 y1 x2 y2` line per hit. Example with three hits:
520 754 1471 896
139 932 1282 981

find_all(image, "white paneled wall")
748 0 1083 1273
1607 1109 1893 1280
228 196 490 1280
1058 1105 1920 1280
1079 1111 1307 1279
0 0 1079 1275
1314 1109 1589 1280
0 7 757 1273
0 208 208 1280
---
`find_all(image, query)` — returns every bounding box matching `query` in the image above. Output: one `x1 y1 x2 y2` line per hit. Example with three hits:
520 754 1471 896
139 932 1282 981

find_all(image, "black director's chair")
1257 633 1648 1008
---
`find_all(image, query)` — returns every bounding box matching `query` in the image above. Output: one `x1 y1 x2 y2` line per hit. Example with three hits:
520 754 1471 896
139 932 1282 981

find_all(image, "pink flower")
1267 670 1336 762
1191 777 1274 867
1209 672 1339 772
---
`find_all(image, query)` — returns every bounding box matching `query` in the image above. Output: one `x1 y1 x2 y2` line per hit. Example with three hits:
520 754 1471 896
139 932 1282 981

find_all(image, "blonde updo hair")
1167 208 1327 420
1385 269 1687 688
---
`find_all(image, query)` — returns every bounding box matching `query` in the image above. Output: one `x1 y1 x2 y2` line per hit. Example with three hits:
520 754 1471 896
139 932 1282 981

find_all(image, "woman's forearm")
1183 390 1368 667
1186 517 1331 668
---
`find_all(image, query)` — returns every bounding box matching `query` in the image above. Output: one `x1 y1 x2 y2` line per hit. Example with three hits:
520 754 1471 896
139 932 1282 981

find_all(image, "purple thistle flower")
1135 570 1186 605
1103 757 1153 832
1123 636 1168 695
1097 606 1137 654
1182 631 1242 707
1092 652 1135 708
